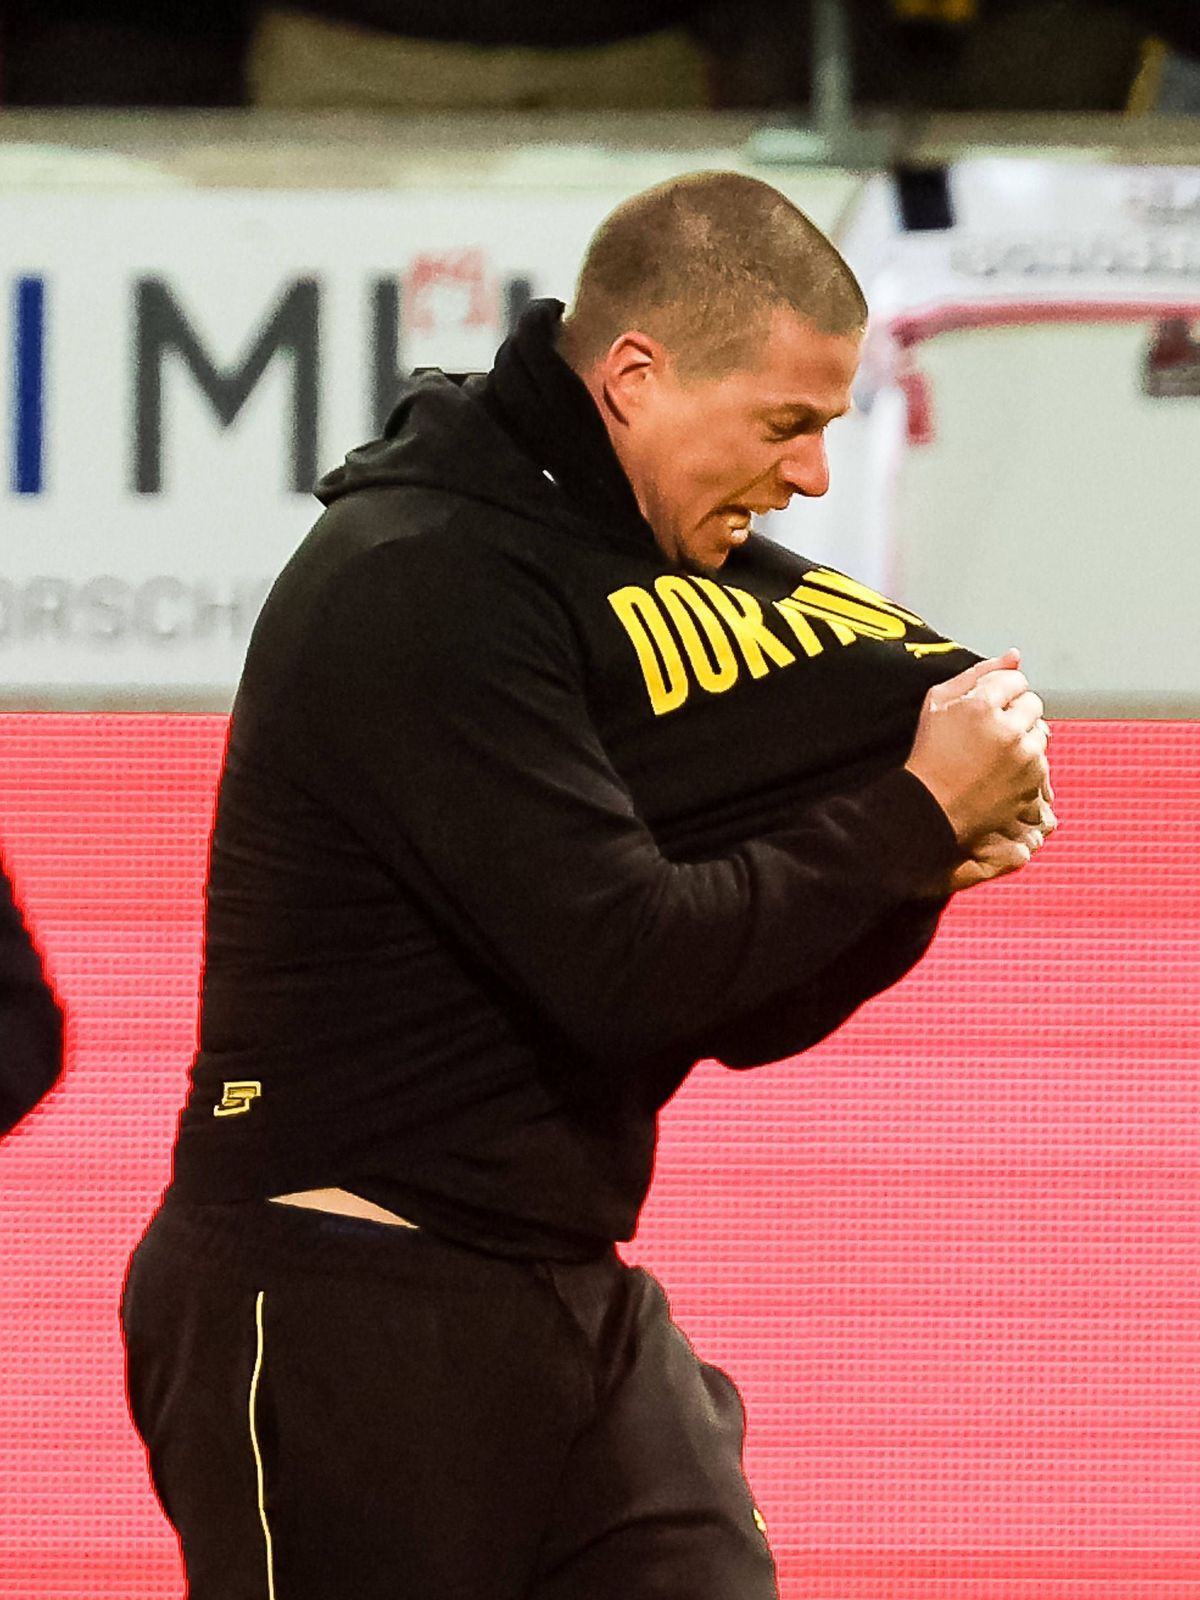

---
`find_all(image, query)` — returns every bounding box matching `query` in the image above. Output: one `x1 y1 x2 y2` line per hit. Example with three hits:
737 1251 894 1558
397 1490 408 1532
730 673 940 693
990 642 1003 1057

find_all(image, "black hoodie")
0 855 63 1136
170 300 971 1259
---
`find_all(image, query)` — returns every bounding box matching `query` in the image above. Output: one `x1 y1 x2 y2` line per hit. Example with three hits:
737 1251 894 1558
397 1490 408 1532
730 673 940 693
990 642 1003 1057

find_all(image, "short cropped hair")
558 170 867 380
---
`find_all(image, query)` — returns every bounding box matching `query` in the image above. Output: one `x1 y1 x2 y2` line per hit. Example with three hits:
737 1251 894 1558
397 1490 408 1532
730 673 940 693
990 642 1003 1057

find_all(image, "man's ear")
599 331 665 425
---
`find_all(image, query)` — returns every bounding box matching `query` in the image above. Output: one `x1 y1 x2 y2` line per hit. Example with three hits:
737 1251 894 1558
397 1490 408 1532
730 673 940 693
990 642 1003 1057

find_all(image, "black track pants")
121 1197 779 1599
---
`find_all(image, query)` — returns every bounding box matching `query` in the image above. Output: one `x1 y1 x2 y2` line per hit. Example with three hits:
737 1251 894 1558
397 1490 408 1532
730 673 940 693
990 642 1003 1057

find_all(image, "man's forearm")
697 899 946 1071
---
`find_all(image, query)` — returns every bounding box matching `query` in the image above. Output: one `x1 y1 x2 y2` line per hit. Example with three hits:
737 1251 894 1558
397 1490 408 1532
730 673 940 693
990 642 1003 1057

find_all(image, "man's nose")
778 434 830 498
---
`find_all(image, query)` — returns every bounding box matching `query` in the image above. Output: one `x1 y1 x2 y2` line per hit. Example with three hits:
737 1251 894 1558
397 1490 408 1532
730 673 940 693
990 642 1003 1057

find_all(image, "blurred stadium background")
1 3 1197 1596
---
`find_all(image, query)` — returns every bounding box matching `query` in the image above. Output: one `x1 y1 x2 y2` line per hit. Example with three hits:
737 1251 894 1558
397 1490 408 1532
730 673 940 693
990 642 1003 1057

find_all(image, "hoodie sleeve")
0 856 64 1136
698 898 947 1070
301 533 960 1075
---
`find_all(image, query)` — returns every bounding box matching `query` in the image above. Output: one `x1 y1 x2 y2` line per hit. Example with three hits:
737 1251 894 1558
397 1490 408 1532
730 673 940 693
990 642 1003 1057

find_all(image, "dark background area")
0 0 1198 112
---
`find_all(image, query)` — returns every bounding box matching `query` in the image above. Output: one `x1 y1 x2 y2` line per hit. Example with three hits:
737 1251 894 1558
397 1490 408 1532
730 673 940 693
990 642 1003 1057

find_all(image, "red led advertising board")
1 716 1197 1598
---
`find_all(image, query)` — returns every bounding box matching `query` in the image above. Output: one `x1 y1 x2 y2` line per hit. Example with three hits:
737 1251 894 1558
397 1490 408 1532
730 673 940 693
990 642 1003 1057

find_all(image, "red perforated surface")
0 716 1197 1598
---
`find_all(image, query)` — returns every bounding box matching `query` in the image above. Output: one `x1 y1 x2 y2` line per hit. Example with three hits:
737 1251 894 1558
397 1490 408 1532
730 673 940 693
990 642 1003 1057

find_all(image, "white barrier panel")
781 160 1200 712
4 154 1198 710
0 172 859 706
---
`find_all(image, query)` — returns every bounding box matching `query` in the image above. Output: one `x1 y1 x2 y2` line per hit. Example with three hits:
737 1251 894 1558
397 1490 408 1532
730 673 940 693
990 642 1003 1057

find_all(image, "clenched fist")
905 648 1050 849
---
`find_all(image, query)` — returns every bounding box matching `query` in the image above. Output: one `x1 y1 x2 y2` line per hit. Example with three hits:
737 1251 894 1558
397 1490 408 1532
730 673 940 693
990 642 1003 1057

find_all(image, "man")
0 851 63 1136
122 171 1052 1599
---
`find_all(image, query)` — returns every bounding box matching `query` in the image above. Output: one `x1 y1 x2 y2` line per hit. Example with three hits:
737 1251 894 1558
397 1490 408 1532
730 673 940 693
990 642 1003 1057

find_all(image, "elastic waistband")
144 1191 621 1296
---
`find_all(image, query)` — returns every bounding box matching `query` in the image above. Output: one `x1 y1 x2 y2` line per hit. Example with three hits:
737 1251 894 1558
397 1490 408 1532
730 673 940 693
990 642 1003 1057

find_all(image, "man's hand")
905 648 1050 848
932 787 1057 896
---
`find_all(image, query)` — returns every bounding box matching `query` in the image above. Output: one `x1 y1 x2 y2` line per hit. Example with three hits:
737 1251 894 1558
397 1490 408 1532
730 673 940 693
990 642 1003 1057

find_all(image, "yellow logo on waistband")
214 1081 262 1118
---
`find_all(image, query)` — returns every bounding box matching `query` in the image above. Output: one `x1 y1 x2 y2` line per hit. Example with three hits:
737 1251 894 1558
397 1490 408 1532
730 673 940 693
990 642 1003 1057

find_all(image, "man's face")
603 306 862 573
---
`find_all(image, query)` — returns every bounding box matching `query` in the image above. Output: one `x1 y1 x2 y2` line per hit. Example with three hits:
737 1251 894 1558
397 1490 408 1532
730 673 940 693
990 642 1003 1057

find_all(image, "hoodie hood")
314 299 657 557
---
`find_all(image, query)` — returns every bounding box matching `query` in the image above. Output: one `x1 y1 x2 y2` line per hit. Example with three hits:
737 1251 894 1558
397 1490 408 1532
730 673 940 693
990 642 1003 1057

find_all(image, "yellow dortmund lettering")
806 568 928 628
786 601 858 646
785 581 908 641
906 640 965 658
691 580 796 678
654 576 740 695
608 586 689 715
771 597 826 657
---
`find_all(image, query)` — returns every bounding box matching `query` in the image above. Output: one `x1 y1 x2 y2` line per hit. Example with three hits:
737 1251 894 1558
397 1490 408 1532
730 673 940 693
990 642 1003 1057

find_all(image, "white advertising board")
0 172 860 706
5 158 1197 710
780 159 1200 711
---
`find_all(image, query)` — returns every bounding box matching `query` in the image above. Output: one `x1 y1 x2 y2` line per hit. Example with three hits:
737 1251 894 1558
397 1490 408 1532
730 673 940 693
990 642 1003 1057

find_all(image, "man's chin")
679 516 755 576
680 554 728 578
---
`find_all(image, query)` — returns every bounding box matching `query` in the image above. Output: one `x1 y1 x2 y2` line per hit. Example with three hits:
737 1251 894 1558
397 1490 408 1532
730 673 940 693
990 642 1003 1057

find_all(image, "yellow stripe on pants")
248 1291 277 1600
